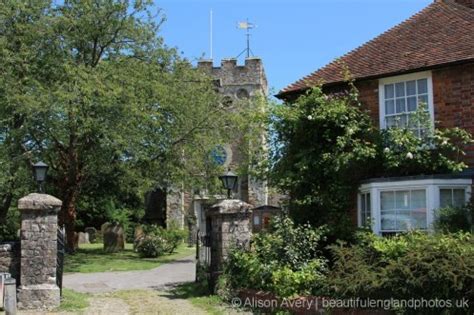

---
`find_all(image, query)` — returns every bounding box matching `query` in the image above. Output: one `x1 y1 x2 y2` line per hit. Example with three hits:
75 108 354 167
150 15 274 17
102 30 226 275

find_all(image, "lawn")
55 288 90 312
64 243 195 273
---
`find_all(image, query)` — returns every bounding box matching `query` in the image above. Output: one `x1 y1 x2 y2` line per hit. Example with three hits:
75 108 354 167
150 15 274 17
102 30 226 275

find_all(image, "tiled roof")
279 0 474 97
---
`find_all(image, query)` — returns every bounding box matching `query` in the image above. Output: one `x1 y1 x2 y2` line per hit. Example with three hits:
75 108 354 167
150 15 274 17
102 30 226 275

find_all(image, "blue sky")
156 0 432 94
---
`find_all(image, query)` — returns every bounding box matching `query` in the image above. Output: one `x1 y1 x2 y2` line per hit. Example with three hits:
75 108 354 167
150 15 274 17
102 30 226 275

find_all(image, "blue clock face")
211 145 228 166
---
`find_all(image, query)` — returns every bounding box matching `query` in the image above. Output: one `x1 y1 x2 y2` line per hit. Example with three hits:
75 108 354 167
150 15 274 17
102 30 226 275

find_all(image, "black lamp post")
219 169 238 199
33 161 49 193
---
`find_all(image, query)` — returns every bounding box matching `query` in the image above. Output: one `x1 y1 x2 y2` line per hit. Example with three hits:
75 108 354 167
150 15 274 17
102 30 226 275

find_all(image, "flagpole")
210 9 213 59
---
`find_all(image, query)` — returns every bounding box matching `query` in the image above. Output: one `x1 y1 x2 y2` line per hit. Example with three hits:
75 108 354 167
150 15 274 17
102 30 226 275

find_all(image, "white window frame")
358 191 371 227
359 178 471 235
378 71 435 130
438 186 470 209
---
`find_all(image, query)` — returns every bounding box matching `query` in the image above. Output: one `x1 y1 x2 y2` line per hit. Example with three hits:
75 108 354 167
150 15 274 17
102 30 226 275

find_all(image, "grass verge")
56 288 90 312
64 243 195 273
171 282 227 315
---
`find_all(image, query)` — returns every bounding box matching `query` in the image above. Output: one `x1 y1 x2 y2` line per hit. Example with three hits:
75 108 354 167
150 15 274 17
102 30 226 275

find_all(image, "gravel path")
63 255 195 293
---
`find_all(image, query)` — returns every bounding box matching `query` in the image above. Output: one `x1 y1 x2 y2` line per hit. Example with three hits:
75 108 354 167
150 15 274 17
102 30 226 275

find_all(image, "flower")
383 147 390 153
307 115 313 120
406 152 414 159
442 140 448 145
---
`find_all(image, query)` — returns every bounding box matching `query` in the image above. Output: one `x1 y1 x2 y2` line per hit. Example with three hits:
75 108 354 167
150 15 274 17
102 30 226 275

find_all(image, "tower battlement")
197 57 267 94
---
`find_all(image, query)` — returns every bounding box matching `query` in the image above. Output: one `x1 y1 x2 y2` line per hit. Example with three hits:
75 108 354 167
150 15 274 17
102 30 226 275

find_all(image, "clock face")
211 145 228 166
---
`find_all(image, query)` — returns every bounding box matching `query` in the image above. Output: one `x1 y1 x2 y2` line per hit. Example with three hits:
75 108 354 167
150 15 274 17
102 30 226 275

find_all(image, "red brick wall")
433 63 474 167
345 63 474 168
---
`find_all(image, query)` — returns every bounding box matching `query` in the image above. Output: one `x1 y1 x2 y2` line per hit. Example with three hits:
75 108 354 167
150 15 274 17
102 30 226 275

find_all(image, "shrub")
326 231 474 313
434 204 473 233
161 227 188 254
136 235 167 258
136 224 188 257
223 215 328 298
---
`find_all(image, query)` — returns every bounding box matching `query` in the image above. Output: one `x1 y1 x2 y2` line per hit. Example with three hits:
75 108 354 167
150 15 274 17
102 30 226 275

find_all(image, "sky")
155 0 432 94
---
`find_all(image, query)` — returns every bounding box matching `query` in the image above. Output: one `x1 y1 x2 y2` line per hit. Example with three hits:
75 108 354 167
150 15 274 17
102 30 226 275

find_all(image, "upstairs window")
379 72 434 136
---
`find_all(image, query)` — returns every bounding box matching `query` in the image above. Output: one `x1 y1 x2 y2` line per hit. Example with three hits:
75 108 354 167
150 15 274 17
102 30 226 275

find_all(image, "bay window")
358 177 471 235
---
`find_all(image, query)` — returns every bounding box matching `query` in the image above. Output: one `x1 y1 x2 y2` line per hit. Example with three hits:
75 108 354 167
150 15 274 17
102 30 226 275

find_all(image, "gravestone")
103 224 125 253
85 227 97 243
78 232 89 245
133 225 145 249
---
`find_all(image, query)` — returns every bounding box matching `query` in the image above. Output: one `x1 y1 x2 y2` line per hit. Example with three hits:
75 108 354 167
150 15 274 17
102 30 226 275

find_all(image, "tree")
0 0 231 251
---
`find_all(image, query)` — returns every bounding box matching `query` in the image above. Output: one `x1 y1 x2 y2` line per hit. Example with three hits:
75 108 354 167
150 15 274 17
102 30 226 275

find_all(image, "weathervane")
237 19 256 58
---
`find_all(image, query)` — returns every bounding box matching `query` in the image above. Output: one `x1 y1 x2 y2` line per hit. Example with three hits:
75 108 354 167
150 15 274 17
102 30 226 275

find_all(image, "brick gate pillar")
207 199 252 290
17 193 62 310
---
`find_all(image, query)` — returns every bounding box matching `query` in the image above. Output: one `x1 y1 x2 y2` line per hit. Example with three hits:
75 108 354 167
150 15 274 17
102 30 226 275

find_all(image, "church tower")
144 57 270 230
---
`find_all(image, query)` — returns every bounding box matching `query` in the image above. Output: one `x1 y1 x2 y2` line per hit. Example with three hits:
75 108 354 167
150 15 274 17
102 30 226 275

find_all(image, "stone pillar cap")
209 199 252 215
18 193 62 211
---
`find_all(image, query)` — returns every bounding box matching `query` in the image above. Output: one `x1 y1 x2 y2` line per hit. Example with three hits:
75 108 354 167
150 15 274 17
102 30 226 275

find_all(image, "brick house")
277 0 474 235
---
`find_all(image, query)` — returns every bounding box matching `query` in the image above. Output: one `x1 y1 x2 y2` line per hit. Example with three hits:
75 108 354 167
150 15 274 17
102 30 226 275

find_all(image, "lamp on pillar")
219 169 238 199
33 161 49 193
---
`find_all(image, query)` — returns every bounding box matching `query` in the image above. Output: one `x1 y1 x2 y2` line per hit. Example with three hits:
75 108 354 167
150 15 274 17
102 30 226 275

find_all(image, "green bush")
434 204 473 233
223 215 328 298
326 231 474 313
136 224 188 257
136 235 167 258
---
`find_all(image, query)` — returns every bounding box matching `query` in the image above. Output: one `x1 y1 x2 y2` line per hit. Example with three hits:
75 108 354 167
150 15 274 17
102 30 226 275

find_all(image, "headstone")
133 225 145 250
103 224 125 253
100 222 110 235
78 232 89 245
85 227 97 243
4 277 17 315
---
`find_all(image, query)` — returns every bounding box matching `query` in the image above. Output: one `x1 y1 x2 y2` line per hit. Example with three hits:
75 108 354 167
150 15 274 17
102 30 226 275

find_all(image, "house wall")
325 62 474 225
346 62 474 167
432 63 474 166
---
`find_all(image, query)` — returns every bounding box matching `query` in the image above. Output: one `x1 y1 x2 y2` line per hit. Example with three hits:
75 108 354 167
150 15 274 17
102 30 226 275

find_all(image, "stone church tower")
144 57 270 229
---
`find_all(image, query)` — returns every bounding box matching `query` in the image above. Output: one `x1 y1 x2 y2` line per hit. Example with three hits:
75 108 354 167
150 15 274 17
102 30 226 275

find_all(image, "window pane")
417 79 428 94
418 95 428 108
385 100 395 115
407 96 417 112
395 82 405 97
386 116 396 128
453 189 466 207
411 190 426 208
396 98 406 113
411 208 427 229
253 215 260 225
381 210 397 230
366 193 371 213
385 84 394 99
361 194 366 212
381 191 394 210
395 191 410 209
439 189 452 208
406 80 416 96
398 114 408 127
